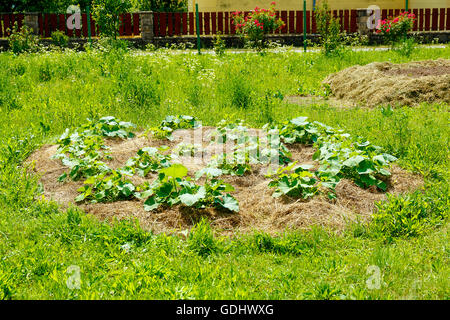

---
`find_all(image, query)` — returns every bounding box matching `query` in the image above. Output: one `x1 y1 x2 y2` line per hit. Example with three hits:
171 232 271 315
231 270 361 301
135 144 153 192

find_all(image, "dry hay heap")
27 116 423 235
323 59 450 108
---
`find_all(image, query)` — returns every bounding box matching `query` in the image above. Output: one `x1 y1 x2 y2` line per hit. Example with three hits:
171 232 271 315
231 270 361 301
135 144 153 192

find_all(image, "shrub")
7 23 39 54
0 269 14 300
377 11 415 46
315 0 344 55
132 0 188 12
93 37 129 53
92 0 131 39
51 30 69 47
232 2 284 52
393 37 417 57
213 31 226 56
370 183 448 240
187 218 218 257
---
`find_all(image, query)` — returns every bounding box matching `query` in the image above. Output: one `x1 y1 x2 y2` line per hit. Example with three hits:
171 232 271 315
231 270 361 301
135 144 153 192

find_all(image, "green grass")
0 46 449 299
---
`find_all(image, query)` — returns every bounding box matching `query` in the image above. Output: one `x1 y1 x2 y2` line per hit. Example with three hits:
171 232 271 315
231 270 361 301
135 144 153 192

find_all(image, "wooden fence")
1 8 450 38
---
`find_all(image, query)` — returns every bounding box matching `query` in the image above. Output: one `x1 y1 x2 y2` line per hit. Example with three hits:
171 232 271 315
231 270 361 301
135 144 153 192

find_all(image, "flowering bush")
377 12 415 44
232 2 285 51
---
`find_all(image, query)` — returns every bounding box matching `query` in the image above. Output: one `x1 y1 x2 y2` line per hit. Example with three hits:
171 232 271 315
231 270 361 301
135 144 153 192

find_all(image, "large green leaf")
195 167 223 180
144 196 160 211
342 155 365 167
179 187 206 206
160 164 188 179
290 117 309 127
156 182 174 198
217 194 239 212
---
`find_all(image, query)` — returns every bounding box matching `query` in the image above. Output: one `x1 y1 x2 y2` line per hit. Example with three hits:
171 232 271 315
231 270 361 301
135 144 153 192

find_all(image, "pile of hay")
27 127 423 235
323 59 450 108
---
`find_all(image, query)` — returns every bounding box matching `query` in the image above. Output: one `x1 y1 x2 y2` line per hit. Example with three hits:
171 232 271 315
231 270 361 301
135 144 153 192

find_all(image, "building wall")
188 0 450 12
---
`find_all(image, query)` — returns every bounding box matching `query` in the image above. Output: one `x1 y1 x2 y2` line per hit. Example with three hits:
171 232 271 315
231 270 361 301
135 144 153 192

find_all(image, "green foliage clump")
207 119 291 176
276 116 321 144
313 131 397 191
0 269 14 300
8 23 39 54
151 115 200 140
213 31 226 56
187 218 219 257
53 116 135 181
126 146 172 177
76 168 136 203
51 30 69 48
392 37 417 57
284 118 396 190
268 163 320 199
370 182 448 240
140 164 239 212
132 0 188 12
92 0 131 39
315 0 344 56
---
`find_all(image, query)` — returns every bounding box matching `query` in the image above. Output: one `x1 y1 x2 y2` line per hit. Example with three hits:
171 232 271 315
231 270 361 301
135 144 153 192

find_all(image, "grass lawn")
0 46 448 299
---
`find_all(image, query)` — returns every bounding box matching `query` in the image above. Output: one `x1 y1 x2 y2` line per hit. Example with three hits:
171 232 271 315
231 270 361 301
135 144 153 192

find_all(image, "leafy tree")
131 0 187 12
91 0 131 39
315 0 343 55
1 0 187 13
1 1 93 13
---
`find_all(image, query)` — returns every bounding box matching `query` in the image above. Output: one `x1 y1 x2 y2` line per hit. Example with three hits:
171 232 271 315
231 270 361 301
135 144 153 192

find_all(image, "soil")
26 127 424 235
322 59 450 108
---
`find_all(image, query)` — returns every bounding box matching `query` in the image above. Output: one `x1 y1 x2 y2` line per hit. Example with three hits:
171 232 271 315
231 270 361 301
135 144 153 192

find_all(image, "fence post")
86 6 92 47
195 4 201 54
356 8 370 35
24 12 40 35
140 11 154 40
303 0 307 52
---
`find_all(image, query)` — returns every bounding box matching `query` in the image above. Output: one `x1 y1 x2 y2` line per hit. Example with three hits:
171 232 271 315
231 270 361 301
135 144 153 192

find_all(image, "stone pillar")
24 12 40 35
356 8 370 35
140 11 154 40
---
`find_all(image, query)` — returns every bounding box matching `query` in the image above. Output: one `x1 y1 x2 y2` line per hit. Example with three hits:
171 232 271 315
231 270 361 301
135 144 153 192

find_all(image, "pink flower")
271 1 276 5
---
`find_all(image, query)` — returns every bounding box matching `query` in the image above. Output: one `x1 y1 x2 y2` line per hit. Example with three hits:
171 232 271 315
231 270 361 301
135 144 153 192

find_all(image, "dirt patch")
284 95 357 109
323 59 450 108
27 128 423 235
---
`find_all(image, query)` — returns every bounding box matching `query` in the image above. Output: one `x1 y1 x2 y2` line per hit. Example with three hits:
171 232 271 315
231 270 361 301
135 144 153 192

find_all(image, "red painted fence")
1 9 450 38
